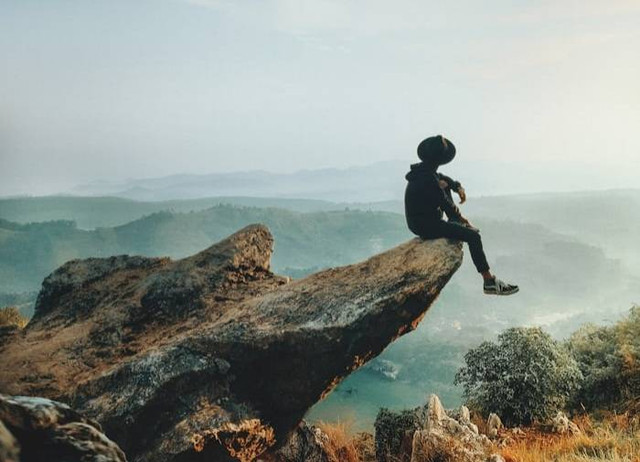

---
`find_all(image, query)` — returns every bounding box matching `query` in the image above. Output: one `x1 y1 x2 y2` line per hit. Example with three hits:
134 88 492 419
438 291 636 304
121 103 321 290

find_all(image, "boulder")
487 413 503 438
458 406 479 434
409 395 496 462
0 394 126 462
0 224 462 461
0 419 20 462
268 421 371 462
551 412 580 435
270 421 330 462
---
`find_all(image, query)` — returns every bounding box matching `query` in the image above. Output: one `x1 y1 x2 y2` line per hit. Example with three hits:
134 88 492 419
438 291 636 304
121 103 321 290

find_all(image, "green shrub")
617 306 640 406
566 306 640 411
455 327 582 426
374 407 423 462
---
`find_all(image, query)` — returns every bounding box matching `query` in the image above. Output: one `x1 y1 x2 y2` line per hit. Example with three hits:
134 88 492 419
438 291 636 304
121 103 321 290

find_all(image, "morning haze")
1 0 639 196
1 3 640 460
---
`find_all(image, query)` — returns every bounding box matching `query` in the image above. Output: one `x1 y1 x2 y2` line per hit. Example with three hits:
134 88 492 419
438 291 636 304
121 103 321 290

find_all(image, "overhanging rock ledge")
0 224 463 461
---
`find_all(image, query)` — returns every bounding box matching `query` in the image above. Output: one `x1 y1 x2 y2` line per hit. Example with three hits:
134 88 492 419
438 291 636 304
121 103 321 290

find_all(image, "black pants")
407 189 490 273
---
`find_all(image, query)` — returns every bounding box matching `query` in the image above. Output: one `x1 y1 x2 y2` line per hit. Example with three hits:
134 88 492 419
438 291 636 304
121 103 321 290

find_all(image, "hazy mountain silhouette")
68 159 631 202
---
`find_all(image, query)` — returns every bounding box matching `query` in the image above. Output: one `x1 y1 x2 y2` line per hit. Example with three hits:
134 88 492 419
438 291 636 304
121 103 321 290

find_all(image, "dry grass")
0 306 28 329
499 414 640 462
316 421 375 462
315 413 640 462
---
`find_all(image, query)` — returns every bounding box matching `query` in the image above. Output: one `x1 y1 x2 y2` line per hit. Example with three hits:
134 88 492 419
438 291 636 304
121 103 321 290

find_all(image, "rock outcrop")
410 395 493 462
487 413 503 438
271 421 332 462
375 395 504 462
550 412 580 435
0 394 126 462
0 224 462 461
0 419 20 462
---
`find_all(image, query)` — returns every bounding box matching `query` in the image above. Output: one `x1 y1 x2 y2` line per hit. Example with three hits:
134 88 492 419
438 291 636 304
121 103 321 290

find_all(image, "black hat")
417 135 456 166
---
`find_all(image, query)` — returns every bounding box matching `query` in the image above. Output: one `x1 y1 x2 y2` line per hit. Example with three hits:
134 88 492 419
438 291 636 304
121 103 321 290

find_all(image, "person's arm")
437 173 462 192
430 174 463 220
430 173 477 228
437 172 466 204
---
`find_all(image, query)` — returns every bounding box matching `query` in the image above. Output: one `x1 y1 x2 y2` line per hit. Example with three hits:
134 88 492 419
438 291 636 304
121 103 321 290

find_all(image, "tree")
455 327 582 425
566 306 640 411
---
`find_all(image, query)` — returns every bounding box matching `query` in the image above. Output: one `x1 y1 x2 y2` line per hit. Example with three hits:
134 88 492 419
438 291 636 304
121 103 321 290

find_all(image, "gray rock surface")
487 413 503 438
410 395 497 462
0 224 462 461
270 421 330 462
0 394 126 462
551 411 580 435
0 419 20 462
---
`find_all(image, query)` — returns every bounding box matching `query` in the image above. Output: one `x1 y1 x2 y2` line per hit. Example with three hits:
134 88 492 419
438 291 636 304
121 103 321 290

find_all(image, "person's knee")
467 230 482 245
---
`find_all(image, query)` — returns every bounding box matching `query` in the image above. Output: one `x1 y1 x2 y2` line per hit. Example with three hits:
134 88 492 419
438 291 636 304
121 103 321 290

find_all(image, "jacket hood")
405 161 435 181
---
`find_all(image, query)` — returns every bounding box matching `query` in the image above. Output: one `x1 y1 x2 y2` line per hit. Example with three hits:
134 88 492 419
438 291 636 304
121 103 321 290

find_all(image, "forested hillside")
1 195 637 430
0 205 408 297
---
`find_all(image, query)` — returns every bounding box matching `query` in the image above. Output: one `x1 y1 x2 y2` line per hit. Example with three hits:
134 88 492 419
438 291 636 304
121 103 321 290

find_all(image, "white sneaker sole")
484 286 519 296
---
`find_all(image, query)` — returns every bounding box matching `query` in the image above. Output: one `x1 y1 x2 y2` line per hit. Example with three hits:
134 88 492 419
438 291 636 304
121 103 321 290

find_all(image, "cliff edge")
0 224 462 461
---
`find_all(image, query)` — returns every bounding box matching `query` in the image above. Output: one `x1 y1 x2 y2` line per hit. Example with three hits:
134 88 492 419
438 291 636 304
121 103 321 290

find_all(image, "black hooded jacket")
404 162 462 228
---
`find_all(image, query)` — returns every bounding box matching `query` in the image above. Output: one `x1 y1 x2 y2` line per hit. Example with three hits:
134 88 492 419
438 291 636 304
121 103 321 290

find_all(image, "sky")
1 0 639 196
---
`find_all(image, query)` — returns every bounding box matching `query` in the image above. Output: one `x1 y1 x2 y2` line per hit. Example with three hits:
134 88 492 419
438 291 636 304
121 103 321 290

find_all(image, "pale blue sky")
1 0 639 195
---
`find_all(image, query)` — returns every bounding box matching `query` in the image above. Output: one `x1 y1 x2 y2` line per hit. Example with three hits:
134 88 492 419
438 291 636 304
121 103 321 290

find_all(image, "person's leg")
419 219 519 295
422 220 490 274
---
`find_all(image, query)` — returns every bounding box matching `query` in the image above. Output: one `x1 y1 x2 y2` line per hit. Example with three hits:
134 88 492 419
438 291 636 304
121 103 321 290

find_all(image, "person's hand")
457 186 467 204
438 179 449 189
459 216 479 232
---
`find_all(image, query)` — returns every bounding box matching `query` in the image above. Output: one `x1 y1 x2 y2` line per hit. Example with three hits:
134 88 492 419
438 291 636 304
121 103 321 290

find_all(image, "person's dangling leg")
419 219 518 295
424 220 490 273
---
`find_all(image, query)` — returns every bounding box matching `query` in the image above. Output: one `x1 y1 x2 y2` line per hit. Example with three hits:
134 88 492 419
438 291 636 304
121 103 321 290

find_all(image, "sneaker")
483 278 519 296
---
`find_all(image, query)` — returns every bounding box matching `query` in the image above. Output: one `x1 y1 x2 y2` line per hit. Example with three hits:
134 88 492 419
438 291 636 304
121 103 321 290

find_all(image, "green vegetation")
1 192 638 432
0 205 409 295
362 310 640 461
454 307 640 426
566 306 640 412
454 327 582 426
374 408 422 461
0 196 339 229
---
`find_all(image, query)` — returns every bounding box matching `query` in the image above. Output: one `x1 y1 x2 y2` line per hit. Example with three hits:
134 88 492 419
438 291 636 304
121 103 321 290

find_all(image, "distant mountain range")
69 161 407 202
65 158 633 202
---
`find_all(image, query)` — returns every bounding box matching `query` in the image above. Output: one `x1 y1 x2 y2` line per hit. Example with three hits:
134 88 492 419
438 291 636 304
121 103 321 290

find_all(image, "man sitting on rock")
404 135 519 295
